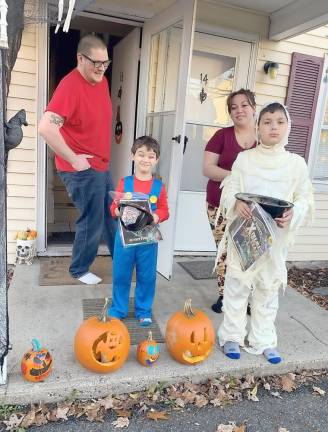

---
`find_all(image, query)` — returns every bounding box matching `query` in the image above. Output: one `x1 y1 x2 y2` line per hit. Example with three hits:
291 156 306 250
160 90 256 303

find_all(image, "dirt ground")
287 265 328 311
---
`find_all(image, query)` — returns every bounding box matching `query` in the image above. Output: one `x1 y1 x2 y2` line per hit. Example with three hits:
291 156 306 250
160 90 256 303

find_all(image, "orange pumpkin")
165 299 215 365
74 298 130 373
21 339 53 382
136 331 159 366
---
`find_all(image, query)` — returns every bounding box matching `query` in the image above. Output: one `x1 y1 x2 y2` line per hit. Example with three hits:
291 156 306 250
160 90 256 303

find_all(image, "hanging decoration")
0 0 8 48
199 73 208 104
55 0 76 34
115 72 124 144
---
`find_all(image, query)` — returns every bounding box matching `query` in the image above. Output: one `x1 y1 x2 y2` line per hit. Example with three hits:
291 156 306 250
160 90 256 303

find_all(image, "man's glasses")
81 53 111 69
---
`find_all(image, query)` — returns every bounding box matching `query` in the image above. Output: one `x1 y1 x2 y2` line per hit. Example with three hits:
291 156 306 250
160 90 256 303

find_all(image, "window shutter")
285 52 324 160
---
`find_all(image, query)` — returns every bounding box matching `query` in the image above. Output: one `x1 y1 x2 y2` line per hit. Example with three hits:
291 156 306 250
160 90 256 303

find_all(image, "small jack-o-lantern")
21 339 53 382
136 331 159 366
165 299 215 365
74 298 130 373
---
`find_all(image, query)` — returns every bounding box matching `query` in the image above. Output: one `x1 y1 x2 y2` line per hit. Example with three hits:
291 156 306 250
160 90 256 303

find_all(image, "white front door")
110 28 141 187
137 0 197 279
175 33 253 252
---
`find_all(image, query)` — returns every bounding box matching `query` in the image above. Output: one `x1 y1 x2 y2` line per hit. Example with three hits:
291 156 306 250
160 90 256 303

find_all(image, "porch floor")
2 258 328 404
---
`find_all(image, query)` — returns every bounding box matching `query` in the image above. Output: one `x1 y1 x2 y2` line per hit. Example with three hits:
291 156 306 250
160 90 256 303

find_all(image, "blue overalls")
109 176 162 320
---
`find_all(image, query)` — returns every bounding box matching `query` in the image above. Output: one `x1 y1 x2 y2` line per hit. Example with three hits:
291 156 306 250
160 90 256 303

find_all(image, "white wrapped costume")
217 104 314 355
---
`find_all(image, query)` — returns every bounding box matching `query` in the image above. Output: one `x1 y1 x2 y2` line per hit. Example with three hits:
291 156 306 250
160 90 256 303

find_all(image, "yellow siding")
255 27 328 261
6 25 37 264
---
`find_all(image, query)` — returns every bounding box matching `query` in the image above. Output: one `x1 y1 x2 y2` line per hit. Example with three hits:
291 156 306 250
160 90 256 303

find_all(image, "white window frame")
308 53 328 192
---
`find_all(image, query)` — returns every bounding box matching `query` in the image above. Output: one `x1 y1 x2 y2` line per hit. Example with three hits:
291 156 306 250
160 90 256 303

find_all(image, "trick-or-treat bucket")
235 193 294 219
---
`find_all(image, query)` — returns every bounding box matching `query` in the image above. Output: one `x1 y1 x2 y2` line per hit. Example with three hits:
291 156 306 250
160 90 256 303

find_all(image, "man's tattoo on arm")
49 113 64 127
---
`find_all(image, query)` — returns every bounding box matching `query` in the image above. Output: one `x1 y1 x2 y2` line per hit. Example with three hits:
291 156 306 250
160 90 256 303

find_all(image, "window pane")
313 129 328 180
148 25 182 114
186 51 235 127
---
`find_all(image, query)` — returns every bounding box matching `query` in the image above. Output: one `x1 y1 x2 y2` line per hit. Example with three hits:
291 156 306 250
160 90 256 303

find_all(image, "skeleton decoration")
0 0 8 48
55 0 76 34
16 239 36 265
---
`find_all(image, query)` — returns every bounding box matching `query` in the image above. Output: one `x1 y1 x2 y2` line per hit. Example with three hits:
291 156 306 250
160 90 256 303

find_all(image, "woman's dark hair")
131 136 160 158
258 102 288 123
226 88 256 114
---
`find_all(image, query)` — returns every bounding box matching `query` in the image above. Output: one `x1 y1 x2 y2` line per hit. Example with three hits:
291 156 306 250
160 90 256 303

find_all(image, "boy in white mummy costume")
217 102 314 364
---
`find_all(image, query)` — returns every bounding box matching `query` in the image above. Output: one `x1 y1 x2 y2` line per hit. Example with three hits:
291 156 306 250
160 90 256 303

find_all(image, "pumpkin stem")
100 298 109 322
31 338 42 352
184 298 195 318
148 331 153 341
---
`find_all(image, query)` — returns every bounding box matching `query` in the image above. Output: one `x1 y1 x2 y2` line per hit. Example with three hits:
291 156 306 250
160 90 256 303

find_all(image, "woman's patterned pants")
206 203 227 296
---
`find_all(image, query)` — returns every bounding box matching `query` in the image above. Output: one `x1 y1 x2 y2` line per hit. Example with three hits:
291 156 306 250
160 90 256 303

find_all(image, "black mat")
177 260 216 280
82 298 164 345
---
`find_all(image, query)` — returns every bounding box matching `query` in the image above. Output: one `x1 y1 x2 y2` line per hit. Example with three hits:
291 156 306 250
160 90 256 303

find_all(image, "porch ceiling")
73 0 328 40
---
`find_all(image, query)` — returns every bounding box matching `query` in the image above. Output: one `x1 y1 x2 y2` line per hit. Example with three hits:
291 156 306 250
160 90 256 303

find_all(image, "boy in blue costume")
108 136 169 326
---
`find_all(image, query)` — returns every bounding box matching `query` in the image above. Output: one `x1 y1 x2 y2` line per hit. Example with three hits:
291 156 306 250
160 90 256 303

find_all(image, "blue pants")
58 168 117 278
109 231 158 319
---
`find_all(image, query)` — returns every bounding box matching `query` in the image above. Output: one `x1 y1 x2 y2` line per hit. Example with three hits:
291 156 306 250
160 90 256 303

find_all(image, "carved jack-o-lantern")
74 298 130 373
21 339 53 382
136 331 159 366
165 299 215 365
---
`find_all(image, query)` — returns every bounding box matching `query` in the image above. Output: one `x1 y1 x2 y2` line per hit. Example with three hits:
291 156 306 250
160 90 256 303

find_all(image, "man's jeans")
58 168 117 278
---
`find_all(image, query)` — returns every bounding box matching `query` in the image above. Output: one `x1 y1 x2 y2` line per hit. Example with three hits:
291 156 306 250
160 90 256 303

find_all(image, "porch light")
263 61 279 80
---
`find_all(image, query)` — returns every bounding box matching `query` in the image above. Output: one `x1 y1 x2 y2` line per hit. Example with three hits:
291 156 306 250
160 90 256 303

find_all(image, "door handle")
183 136 188 154
172 135 181 143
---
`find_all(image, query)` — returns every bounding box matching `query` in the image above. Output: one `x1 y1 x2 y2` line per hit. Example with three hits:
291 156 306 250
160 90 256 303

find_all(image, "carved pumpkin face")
137 332 159 366
21 339 52 382
74 315 130 373
165 299 215 365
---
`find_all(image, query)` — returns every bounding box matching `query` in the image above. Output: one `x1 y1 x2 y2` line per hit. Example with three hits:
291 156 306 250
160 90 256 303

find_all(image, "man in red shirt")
39 34 116 284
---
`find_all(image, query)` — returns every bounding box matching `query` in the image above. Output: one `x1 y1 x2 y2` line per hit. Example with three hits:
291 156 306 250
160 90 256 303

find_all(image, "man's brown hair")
226 88 256 114
131 136 160 158
77 34 107 55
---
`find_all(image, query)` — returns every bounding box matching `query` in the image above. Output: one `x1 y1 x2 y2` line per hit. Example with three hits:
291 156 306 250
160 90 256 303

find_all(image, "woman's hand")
275 208 293 228
234 199 252 219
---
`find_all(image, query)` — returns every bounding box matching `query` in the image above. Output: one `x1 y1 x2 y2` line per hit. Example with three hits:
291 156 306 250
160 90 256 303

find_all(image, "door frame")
36 9 146 255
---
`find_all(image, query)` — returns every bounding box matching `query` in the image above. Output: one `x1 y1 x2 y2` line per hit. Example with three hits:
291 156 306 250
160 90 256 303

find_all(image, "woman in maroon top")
203 89 257 313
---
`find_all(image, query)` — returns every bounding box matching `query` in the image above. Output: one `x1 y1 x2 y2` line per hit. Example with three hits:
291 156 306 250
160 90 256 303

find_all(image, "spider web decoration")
24 0 96 31
24 0 59 26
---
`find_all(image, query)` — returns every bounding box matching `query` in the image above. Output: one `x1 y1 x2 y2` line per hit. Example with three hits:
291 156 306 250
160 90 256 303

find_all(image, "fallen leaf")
115 409 132 418
247 387 259 402
99 395 114 409
174 398 185 408
234 425 246 432
112 417 130 428
34 412 48 427
280 375 296 393
195 394 208 408
313 386 326 396
3 413 24 431
271 391 283 399
278 428 289 432
216 423 235 432
147 410 169 421
20 410 36 429
55 406 70 421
